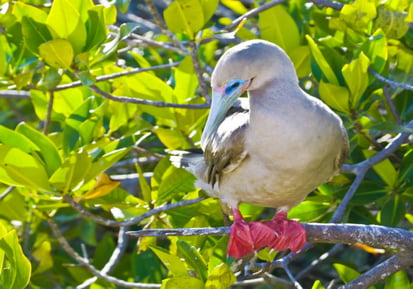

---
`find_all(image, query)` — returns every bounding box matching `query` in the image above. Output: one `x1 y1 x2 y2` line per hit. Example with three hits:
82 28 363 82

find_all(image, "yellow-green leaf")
161 277 204 289
39 39 74 69
342 52 370 107
306 35 339 85
205 263 236 289
259 4 299 51
319 81 350 113
164 0 204 39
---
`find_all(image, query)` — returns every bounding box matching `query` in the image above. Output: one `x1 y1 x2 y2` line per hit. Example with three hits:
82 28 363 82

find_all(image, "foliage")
0 0 412 288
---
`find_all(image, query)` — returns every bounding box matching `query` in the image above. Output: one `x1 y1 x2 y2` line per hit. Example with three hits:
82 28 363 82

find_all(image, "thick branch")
128 223 413 252
340 254 413 289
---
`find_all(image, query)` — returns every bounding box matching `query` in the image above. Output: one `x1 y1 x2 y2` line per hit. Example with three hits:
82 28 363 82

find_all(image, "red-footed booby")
172 39 349 258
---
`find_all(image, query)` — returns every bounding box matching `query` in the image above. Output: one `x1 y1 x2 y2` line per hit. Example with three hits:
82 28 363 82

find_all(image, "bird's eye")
225 80 242 95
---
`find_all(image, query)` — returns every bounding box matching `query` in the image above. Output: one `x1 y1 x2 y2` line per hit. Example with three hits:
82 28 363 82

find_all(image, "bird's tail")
168 149 204 170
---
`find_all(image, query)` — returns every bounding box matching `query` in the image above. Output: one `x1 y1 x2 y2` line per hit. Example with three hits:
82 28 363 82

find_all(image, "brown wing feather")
203 111 249 187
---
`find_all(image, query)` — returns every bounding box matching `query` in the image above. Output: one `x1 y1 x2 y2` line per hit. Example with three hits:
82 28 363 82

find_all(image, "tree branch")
89 84 209 109
339 254 413 289
63 195 205 227
46 216 161 289
76 226 129 289
128 223 413 252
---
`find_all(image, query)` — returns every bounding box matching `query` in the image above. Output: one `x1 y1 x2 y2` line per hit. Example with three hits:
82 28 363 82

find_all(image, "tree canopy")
0 0 413 288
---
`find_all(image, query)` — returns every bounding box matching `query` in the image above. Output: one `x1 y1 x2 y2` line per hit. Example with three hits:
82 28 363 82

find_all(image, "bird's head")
201 40 298 150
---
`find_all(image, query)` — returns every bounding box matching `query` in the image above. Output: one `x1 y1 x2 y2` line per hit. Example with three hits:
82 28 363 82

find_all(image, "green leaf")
39 39 74 69
363 150 397 186
49 150 91 193
13 2 48 22
259 4 299 51
0 145 51 191
288 200 330 221
199 0 218 24
16 123 62 176
340 0 377 32
342 52 370 108
205 263 236 289
46 0 86 53
362 29 387 74
318 81 350 113
135 163 152 203
334 263 360 284
0 125 39 154
21 17 52 55
85 6 108 50
311 280 326 289
161 276 204 289
385 270 409 289
150 246 188 277
84 147 130 183
177 240 208 282
164 0 204 39
289 45 311 78
380 196 405 227
157 166 196 203
0 225 31 289
375 6 409 39
306 36 339 85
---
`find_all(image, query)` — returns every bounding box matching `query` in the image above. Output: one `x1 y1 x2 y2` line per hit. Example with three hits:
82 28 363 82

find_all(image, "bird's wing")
203 109 249 187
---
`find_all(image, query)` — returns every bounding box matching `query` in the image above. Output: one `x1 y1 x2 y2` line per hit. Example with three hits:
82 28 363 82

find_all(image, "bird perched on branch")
171 39 349 258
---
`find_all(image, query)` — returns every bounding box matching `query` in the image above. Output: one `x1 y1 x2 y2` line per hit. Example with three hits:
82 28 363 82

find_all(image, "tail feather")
168 149 204 170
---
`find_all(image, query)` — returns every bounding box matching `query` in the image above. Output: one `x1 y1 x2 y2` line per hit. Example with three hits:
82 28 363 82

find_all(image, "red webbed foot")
264 211 306 253
227 208 276 258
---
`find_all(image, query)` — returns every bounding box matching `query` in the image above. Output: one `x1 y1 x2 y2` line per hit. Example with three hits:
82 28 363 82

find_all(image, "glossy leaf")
0 226 31 289
164 0 204 39
306 36 339 85
157 166 196 203
288 201 331 221
363 150 397 187
0 125 39 154
16 123 62 175
161 276 204 289
319 81 350 112
380 196 405 227
150 246 188 277
177 240 207 282
205 263 236 289
385 270 409 289
49 150 91 193
342 52 370 107
334 263 360 284
39 39 74 69
82 173 121 200
259 4 299 51
46 0 87 53
0 145 51 191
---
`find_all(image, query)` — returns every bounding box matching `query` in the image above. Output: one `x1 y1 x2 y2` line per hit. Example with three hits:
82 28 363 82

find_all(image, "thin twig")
0 186 14 201
189 41 210 102
224 0 288 31
369 67 413 91
0 90 30 99
296 244 343 280
63 195 205 227
383 86 402 125
47 216 161 289
76 226 129 289
43 90 54 135
52 62 181 92
89 84 209 109
144 0 188 54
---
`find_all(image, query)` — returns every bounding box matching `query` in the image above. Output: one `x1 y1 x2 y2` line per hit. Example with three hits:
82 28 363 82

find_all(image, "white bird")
172 39 349 258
